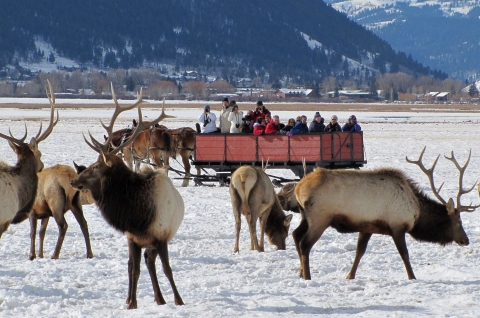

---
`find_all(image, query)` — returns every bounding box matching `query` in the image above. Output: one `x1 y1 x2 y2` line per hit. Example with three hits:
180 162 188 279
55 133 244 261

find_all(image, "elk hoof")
346 273 355 279
29 254 36 261
87 252 94 259
127 301 137 309
233 247 239 253
154 296 166 305
175 298 185 306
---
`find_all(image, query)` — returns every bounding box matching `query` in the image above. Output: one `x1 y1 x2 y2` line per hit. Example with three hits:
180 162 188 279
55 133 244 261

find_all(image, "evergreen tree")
369 77 379 98
468 83 479 97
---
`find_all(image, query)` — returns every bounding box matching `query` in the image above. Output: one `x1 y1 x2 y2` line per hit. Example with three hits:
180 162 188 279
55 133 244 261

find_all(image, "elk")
277 182 300 213
70 86 184 309
12 163 95 260
0 82 58 239
292 147 479 280
230 165 293 253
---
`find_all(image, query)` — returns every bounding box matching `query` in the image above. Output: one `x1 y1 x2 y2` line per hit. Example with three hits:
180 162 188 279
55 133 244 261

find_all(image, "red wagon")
191 132 366 185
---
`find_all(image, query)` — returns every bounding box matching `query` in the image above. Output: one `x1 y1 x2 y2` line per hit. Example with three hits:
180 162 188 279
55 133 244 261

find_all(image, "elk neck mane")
95 158 157 235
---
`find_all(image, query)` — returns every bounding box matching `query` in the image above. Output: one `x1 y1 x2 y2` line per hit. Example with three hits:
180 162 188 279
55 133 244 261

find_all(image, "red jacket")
265 121 279 134
253 124 266 136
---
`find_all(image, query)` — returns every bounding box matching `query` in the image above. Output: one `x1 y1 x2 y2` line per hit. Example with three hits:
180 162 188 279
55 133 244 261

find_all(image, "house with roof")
275 88 320 99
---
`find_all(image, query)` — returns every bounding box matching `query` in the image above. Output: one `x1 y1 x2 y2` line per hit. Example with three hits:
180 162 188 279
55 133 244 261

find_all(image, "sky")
1 100 480 317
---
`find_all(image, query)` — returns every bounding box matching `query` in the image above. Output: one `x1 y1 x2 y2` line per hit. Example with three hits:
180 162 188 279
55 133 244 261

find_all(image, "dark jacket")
290 122 309 135
342 123 362 132
240 122 252 134
309 118 325 132
325 122 342 132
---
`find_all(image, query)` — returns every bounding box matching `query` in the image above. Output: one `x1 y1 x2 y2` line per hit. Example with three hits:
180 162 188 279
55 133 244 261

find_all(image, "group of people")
197 98 362 135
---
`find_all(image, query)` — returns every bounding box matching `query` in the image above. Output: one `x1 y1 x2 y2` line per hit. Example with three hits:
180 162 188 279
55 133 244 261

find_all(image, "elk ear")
284 214 293 226
446 198 455 215
29 137 38 152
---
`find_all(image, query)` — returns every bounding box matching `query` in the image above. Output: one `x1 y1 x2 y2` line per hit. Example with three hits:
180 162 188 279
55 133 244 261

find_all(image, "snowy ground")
1 102 480 317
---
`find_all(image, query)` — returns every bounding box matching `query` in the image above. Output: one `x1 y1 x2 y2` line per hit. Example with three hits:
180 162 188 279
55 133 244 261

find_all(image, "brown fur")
229 165 292 253
13 163 94 260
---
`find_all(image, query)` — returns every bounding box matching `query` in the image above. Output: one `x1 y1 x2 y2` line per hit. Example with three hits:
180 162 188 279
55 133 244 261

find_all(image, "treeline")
0 68 468 102
1 0 447 84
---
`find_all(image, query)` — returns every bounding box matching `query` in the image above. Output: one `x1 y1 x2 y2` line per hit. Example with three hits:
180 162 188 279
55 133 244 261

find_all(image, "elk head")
0 80 58 172
406 146 480 246
71 84 173 197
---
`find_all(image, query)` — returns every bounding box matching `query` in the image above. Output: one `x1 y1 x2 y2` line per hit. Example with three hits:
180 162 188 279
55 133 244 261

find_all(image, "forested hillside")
0 0 447 83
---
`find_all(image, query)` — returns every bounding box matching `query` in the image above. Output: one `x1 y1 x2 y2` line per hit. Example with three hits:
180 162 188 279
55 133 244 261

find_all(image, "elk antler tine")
35 122 43 139
82 133 101 153
9 126 27 143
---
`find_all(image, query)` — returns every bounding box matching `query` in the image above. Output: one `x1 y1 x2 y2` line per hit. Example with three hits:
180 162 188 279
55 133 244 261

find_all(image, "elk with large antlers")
0 81 58 239
70 85 184 309
293 147 479 280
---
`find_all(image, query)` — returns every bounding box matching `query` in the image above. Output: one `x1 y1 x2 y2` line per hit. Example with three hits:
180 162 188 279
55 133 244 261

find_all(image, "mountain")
324 0 480 80
0 0 447 85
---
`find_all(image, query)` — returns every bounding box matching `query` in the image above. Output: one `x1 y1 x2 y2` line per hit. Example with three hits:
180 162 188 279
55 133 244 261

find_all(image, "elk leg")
29 212 38 260
346 232 372 279
298 218 329 280
51 213 68 259
292 208 309 277
258 208 272 252
38 217 50 258
143 248 166 305
127 239 142 309
246 214 260 251
70 203 93 258
154 240 184 306
392 231 416 280
233 204 242 253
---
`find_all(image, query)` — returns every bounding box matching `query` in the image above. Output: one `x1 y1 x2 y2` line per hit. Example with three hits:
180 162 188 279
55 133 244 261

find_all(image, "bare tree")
182 81 206 99
148 81 178 99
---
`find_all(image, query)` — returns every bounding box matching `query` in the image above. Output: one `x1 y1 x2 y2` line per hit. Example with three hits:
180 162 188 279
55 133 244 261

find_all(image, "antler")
84 85 174 154
444 150 480 212
0 125 28 145
406 146 447 205
36 80 59 143
100 83 145 149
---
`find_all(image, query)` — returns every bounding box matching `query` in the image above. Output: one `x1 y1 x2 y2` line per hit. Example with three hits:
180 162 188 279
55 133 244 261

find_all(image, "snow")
1 101 480 317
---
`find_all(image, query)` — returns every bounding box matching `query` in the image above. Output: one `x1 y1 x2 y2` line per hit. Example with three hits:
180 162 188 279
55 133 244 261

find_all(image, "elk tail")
236 170 257 217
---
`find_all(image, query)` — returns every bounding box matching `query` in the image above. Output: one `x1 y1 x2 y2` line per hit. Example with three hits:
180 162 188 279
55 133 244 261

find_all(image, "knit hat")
256 101 263 106
204 104 210 110
314 112 321 119
223 97 229 102
349 115 357 122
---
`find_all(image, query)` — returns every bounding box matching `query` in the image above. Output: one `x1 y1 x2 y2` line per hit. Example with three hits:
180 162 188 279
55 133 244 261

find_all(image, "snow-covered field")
1 102 480 317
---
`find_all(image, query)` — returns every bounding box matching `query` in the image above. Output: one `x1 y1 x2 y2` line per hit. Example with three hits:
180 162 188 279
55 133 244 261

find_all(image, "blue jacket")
290 122 309 135
342 123 362 132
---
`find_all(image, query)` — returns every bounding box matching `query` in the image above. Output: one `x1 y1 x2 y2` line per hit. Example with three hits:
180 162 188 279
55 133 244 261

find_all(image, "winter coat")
253 123 266 136
325 122 342 132
198 112 218 133
289 122 309 135
309 118 325 132
265 122 285 134
240 122 252 134
228 111 244 133
342 123 362 132
220 105 233 133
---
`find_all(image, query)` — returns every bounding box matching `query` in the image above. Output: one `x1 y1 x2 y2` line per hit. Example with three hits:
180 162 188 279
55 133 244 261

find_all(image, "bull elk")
70 85 185 308
293 147 479 280
229 165 293 253
0 81 58 239
12 163 94 260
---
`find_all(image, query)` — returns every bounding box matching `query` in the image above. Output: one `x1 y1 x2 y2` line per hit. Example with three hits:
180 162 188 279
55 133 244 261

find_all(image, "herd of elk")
0 81 58 239
229 165 293 252
12 163 94 260
3 80 480 311
292 147 479 280
70 87 185 308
